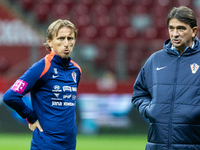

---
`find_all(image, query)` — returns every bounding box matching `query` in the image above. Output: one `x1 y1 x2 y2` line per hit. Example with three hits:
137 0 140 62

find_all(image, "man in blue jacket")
3 19 82 150
132 6 200 150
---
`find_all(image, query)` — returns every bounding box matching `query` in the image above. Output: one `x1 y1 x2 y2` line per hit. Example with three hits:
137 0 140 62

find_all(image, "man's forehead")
55 27 75 37
168 18 189 27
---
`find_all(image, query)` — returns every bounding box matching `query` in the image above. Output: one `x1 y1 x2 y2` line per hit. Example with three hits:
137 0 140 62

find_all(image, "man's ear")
192 27 198 37
47 38 52 48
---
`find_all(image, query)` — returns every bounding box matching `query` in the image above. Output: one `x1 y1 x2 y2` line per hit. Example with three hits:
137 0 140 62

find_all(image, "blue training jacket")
132 37 200 150
3 52 82 150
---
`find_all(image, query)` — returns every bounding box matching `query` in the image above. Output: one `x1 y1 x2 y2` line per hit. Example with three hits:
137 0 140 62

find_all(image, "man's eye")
68 37 73 41
179 27 185 31
58 37 65 40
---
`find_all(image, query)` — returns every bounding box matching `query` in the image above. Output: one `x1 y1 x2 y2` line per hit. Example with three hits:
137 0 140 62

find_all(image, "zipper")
168 55 180 149
64 67 68 81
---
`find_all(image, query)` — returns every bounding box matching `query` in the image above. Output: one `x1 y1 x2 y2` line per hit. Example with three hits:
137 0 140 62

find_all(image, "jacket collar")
50 52 71 67
163 37 200 56
170 42 194 55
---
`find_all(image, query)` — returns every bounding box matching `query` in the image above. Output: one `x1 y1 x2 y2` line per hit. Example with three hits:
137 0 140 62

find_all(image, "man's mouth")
64 49 70 53
172 39 181 44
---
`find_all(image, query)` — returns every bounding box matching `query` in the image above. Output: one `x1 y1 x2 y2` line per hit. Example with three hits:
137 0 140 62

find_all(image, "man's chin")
57 54 70 59
62 55 70 59
172 43 181 49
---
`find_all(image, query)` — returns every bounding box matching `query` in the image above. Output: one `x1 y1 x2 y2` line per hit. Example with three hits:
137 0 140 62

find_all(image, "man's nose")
173 29 179 37
64 40 69 47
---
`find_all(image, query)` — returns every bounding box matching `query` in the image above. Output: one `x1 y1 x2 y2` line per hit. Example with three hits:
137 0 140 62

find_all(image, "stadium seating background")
1 0 200 83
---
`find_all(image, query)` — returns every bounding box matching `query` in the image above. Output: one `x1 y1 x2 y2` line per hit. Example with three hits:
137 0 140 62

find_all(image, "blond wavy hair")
43 19 78 51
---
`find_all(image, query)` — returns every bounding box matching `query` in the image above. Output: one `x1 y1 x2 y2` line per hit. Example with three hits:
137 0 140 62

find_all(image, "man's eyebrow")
56 35 65 38
168 25 185 28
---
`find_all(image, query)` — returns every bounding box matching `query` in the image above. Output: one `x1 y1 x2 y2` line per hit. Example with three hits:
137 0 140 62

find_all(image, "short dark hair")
167 6 197 29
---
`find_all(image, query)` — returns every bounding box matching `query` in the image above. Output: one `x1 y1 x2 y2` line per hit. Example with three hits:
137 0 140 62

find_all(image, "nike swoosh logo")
156 66 167 70
52 75 59 78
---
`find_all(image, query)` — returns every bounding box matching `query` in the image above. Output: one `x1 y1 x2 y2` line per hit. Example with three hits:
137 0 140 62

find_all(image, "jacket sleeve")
3 60 45 124
132 67 151 118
